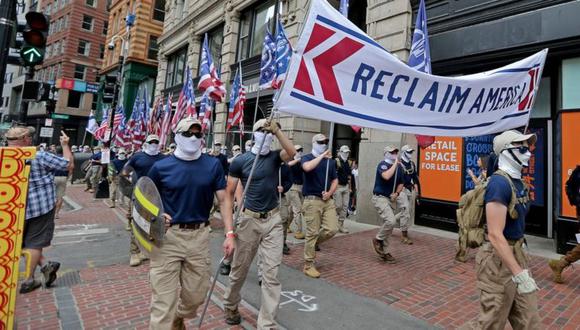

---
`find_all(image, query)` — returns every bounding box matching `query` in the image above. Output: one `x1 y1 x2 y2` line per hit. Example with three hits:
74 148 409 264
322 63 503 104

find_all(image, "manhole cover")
53 270 81 288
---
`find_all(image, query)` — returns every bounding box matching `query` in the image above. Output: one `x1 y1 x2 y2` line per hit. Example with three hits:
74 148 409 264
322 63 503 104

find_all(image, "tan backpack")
456 170 522 248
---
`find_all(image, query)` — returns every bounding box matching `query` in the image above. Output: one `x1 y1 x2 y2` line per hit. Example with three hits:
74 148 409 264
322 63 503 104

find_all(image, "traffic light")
102 75 117 104
20 12 50 66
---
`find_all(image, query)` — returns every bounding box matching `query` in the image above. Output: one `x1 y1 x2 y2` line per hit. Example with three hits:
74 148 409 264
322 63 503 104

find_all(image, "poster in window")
462 135 494 193
419 137 463 202
522 127 545 206
561 112 580 218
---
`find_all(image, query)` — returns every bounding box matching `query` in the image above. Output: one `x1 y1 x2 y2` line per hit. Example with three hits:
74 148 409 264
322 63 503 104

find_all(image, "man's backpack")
456 170 521 248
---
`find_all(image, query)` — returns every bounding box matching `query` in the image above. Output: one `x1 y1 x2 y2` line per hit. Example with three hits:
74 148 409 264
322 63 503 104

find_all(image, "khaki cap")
384 145 399 153
175 117 202 134
312 134 328 143
5 126 35 140
401 145 414 152
339 145 351 153
493 130 537 155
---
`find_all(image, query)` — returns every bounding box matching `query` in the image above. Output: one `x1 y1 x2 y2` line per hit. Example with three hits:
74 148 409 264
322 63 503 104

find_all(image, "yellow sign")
0 147 36 329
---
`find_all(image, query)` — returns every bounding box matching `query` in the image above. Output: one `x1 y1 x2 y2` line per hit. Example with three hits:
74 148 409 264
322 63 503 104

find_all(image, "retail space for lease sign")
561 111 580 218
419 137 463 202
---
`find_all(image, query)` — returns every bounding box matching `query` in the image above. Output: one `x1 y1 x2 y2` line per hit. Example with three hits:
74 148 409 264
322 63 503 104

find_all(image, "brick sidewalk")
282 229 580 329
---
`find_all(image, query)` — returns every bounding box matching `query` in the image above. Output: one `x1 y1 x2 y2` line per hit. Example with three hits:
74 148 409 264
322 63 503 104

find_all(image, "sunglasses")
180 131 203 138
508 146 529 154
148 140 159 144
297 149 303 152
315 139 329 145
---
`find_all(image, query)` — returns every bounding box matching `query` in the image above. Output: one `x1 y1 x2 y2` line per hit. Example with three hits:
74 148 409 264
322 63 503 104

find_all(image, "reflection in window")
237 1 277 61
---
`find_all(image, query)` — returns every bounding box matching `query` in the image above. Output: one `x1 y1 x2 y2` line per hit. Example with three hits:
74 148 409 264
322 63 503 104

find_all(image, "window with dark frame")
99 44 105 59
237 0 277 61
103 21 108 35
74 64 86 80
82 15 93 30
164 47 187 89
147 35 158 60
153 0 165 21
86 0 96 7
198 25 224 75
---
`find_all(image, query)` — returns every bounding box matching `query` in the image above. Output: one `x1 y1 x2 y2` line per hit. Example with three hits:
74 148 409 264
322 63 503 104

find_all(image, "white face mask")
498 145 531 179
295 151 303 160
245 145 252 153
402 151 413 162
251 132 273 155
214 145 222 153
144 143 160 156
339 152 349 161
174 134 203 160
118 154 126 160
384 153 397 164
312 143 327 157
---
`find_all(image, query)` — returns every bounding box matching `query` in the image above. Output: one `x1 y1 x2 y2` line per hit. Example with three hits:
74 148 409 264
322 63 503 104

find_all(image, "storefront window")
562 57 580 109
531 77 550 118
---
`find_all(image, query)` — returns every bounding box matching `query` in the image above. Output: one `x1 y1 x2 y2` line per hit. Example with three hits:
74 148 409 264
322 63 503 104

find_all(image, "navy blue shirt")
126 152 166 179
301 153 338 197
336 158 351 185
229 150 282 212
214 153 229 174
148 154 226 224
290 161 303 185
111 158 128 175
373 161 403 196
485 174 529 240
91 152 102 162
281 163 292 195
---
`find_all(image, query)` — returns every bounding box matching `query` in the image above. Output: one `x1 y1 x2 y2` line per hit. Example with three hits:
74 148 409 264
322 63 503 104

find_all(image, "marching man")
223 118 296 329
334 145 352 233
372 145 404 263
396 145 420 244
287 145 305 239
301 134 339 278
147 118 235 329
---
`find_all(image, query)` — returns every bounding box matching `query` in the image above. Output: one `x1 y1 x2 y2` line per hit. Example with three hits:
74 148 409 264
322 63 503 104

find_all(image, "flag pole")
324 123 335 191
239 61 244 147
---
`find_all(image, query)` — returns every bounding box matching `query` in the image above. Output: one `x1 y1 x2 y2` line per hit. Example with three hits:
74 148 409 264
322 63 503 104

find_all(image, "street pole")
0 0 16 94
18 66 34 123
107 31 129 142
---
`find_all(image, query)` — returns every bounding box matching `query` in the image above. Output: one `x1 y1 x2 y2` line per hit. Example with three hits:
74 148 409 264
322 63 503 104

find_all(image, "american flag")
197 34 225 102
172 66 195 132
272 21 292 89
199 92 212 133
93 108 110 141
259 29 277 90
131 90 147 150
159 93 173 147
148 97 164 136
227 71 246 131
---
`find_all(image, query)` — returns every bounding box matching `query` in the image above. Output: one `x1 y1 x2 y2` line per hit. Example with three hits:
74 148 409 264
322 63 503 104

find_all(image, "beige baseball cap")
339 145 351 153
493 130 537 155
294 144 303 151
384 145 399 153
312 134 328 143
146 134 160 143
175 117 202 134
401 145 414 153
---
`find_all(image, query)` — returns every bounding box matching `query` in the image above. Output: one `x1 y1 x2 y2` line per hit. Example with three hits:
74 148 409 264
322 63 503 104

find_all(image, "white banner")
274 0 548 137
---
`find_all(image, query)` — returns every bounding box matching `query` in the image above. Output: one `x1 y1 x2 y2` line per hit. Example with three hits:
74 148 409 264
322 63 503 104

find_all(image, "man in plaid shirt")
6 126 73 293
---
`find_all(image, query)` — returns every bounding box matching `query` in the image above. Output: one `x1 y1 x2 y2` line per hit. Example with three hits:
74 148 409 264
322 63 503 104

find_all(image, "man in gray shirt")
223 118 296 329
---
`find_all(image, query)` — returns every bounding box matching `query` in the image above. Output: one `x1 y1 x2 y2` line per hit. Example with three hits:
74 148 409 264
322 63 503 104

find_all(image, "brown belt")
170 221 210 230
304 195 323 201
243 207 279 219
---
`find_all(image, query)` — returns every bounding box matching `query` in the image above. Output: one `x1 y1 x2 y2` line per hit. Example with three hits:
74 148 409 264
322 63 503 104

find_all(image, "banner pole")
324 122 335 191
392 132 406 194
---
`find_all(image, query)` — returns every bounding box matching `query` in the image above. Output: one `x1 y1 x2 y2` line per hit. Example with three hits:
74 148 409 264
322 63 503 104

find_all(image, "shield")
131 176 165 254
119 165 136 198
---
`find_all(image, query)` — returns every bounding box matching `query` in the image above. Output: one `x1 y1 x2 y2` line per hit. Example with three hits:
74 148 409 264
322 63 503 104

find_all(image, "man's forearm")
489 233 523 275
328 179 338 195
303 156 324 172
220 197 234 233
276 130 296 161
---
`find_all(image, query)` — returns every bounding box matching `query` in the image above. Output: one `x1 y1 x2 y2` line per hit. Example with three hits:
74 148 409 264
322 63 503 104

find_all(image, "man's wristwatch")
225 230 236 238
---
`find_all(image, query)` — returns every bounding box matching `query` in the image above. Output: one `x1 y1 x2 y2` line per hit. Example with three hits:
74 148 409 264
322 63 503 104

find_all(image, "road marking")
54 227 109 238
280 290 318 312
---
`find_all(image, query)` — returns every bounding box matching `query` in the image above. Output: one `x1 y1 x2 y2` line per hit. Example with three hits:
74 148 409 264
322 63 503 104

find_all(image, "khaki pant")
395 188 414 231
287 185 303 232
127 198 140 255
333 185 349 228
372 195 396 253
109 175 119 205
149 226 211 329
85 165 101 189
302 198 338 263
280 195 291 243
223 212 284 329
465 242 540 330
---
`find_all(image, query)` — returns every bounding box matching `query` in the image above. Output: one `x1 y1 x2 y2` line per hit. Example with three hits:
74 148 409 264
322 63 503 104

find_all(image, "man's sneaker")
372 238 385 256
339 227 350 234
224 307 241 325
129 254 142 267
20 279 42 294
171 316 185 330
294 232 305 239
138 252 149 262
283 243 290 255
381 253 396 264
303 264 321 278
41 261 60 287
